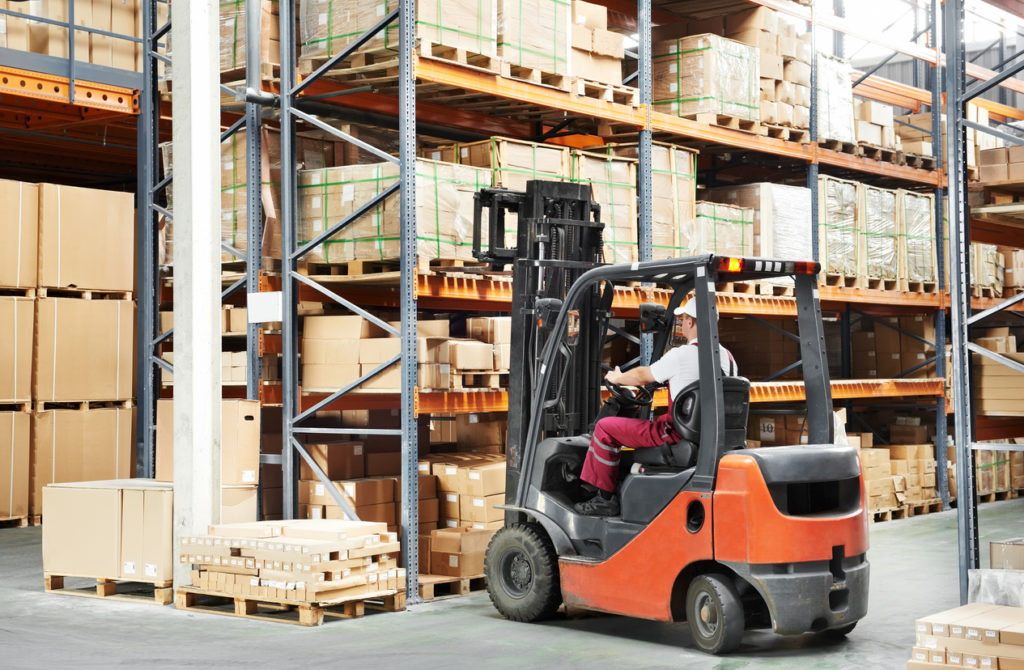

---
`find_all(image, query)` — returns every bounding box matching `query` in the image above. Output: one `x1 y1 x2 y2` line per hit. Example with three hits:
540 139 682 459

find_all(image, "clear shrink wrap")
818 176 859 277
860 185 898 281
652 33 759 122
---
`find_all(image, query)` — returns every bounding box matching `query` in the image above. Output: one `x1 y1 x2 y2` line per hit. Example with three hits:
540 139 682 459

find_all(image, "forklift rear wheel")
485 523 562 622
685 574 745 654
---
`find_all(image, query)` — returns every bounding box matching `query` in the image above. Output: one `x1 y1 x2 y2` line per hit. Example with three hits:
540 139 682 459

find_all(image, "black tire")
685 574 745 654
484 523 562 622
824 622 857 638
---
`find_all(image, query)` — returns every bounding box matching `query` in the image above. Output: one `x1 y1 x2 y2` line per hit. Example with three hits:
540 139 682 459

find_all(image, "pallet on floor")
904 499 944 517
45 574 173 605
568 77 638 106
0 286 36 298
0 516 28 529
682 112 759 134
174 586 403 626
869 506 907 523
409 574 487 601
978 490 1014 504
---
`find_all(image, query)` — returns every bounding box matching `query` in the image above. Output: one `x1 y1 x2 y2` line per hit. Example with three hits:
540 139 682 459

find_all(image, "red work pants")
580 410 677 493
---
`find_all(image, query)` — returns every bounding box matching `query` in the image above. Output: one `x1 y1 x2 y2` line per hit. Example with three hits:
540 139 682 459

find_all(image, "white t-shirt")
649 340 737 401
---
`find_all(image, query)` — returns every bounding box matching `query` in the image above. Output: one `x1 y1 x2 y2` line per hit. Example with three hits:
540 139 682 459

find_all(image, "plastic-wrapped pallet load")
818 175 859 278
297 160 492 263
971 242 1003 296
705 183 811 286
693 202 755 257
300 0 498 61
571 151 638 264
219 0 280 73
859 185 898 282
497 0 569 74
897 190 937 288
816 53 855 144
594 142 696 261
652 33 760 123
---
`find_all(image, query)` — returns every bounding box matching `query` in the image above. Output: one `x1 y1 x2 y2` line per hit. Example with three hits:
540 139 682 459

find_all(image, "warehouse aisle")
2 500 1021 669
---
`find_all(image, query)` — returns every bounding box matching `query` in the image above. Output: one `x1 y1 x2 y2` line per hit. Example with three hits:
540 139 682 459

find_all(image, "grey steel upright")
637 0 653 367
245 0 264 402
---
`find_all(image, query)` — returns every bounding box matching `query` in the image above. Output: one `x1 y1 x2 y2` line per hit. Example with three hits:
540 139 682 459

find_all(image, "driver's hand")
605 366 623 385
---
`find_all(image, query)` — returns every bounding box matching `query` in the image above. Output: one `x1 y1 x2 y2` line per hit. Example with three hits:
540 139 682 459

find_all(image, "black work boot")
574 492 619 516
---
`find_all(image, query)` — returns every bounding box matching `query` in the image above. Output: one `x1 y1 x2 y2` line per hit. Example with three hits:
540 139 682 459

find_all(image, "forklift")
472 181 869 654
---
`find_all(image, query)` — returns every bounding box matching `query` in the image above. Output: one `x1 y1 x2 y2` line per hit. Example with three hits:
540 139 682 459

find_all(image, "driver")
575 298 737 516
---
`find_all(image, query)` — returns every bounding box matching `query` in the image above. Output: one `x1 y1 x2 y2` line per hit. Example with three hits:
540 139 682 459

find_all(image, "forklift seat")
632 377 751 469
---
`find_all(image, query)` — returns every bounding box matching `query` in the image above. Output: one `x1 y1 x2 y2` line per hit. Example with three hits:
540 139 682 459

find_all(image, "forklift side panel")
558 490 714 621
713 453 869 565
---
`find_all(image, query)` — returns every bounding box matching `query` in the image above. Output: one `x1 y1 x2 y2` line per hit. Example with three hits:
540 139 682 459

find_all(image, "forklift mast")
472 180 607 503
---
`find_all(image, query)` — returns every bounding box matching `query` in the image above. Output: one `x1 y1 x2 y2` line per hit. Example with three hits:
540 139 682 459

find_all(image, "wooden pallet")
298 45 400 78
717 281 757 295
0 286 36 298
446 371 508 391
35 287 132 300
904 499 944 517
758 124 810 143
978 490 1014 504
903 279 940 294
219 61 279 84
902 152 938 170
174 586 403 626
819 138 858 154
502 63 570 91
865 277 900 292
34 399 133 412
683 112 759 134
820 273 863 289
0 402 31 413
1004 286 1024 297
855 142 902 164
869 506 907 523
417 41 502 74
569 78 639 106
0 516 28 529
300 256 487 278
410 574 487 601
756 281 794 297
973 285 999 299
28 514 41 526
45 574 174 606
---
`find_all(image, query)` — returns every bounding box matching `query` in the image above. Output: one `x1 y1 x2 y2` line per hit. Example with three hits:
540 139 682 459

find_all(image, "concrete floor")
1 499 1022 669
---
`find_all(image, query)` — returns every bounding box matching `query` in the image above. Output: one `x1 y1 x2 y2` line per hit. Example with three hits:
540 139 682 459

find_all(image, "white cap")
673 299 717 321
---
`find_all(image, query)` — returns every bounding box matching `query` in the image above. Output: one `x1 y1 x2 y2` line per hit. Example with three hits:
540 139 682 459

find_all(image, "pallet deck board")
45 574 174 606
174 586 403 626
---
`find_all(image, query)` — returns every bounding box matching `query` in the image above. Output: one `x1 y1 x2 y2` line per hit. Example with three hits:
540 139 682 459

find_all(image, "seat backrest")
672 377 752 448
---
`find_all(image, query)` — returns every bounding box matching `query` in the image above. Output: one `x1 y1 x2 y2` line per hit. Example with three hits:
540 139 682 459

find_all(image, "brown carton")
34 298 134 402
42 482 122 578
891 425 929 444
0 297 32 403
0 180 38 289
459 461 506 496
155 399 260 486
571 0 606 30
299 441 365 481
31 407 134 516
991 538 1024 569
222 485 258 523
449 340 495 370
37 184 134 291
455 413 507 450
0 412 30 518
467 316 512 344
459 493 504 523
430 526 492 576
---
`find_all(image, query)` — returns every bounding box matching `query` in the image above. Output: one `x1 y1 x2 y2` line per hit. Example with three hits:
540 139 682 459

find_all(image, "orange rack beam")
0 64 138 114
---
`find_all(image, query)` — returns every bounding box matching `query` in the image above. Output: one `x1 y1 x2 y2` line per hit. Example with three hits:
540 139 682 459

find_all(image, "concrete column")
171 0 222 587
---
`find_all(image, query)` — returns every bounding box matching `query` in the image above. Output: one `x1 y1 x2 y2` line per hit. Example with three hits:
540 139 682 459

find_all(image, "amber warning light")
718 257 818 275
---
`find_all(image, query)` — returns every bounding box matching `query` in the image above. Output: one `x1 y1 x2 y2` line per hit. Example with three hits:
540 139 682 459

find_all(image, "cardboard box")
0 297 32 403
0 412 30 518
467 316 512 344
440 491 460 518
365 449 401 477
455 413 507 450
572 0 606 30
991 538 1024 570
34 298 135 402
155 399 260 486
299 477 395 507
37 184 134 291
221 485 258 523
891 425 929 444
459 493 504 523
43 479 173 581
590 27 623 59
299 441 365 481
856 120 883 146
448 340 495 371
0 180 38 289
419 496 440 524
429 526 492 577
653 34 759 122
859 101 894 127
980 163 1009 182
459 461 506 496
31 407 134 516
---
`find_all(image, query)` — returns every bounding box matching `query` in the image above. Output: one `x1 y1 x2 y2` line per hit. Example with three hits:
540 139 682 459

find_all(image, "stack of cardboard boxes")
899 190 938 290
692 203 756 258
979 146 1024 183
0 0 143 72
719 318 800 381
154 399 262 522
884 443 939 504
971 242 1005 298
571 151 639 263
909 603 1024 669
998 246 1024 292
7 182 138 522
857 440 901 512
860 184 899 284
180 520 402 603
854 100 899 149
818 175 861 281
895 103 999 165
850 315 936 380
219 0 280 73
570 1 624 85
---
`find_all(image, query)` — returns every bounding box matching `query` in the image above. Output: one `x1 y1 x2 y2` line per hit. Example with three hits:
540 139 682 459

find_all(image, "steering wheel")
603 379 654 408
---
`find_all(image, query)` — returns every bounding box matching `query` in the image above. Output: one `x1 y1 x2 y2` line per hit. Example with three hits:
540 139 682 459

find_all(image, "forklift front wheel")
485 523 562 622
685 574 745 654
